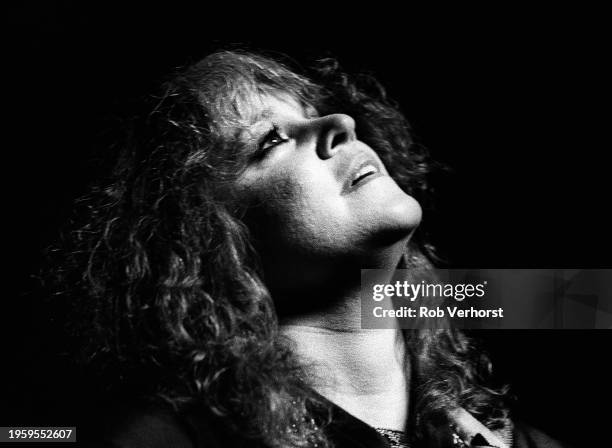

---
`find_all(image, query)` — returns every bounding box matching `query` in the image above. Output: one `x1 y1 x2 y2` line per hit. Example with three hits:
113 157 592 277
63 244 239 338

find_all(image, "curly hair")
51 50 508 447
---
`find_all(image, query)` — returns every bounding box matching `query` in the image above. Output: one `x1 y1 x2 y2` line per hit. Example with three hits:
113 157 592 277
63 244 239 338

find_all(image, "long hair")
51 50 508 447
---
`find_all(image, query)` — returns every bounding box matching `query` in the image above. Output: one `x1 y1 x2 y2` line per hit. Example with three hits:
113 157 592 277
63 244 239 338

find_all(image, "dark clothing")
511 425 568 448
87 399 567 448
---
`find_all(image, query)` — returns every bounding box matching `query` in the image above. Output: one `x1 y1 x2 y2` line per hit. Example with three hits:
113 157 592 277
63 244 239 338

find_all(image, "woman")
54 50 562 447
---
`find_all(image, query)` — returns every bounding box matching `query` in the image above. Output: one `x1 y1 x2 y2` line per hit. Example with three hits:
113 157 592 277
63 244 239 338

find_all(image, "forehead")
244 90 317 124
214 88 319 142
217 90 318 142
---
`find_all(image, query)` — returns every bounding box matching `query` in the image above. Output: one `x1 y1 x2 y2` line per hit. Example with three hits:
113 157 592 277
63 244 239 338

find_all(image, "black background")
4 3 611 446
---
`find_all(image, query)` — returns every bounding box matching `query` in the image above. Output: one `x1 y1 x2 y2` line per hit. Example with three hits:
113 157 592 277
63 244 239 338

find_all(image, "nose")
316 114 357 159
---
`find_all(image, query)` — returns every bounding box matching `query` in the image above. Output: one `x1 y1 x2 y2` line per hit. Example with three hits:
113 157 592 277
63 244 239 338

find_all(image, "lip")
341 153 386 194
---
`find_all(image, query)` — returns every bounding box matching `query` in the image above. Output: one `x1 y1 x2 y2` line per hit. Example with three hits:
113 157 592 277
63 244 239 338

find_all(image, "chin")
382 193 423 231
357 176 423 230
357 198 421 255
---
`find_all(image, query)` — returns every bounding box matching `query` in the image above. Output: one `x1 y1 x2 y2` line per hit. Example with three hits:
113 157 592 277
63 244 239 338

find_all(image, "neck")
279 265 410 431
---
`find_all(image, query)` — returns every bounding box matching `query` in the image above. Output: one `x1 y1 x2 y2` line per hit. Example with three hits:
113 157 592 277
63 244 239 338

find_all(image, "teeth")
355 164 377 180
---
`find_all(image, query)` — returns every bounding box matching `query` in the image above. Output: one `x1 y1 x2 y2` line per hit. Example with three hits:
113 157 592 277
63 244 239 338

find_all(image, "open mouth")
351 163 379 186
341 153 385 194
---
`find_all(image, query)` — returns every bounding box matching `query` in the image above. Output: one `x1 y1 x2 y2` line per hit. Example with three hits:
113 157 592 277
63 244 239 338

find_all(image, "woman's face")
233 92 422 290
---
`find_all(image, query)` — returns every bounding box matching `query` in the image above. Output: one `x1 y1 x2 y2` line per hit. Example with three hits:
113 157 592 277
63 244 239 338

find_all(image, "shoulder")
98 407 193 448
81 401 245 448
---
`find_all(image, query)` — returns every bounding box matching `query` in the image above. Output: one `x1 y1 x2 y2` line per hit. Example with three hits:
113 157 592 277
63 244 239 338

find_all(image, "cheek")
243 169 351 254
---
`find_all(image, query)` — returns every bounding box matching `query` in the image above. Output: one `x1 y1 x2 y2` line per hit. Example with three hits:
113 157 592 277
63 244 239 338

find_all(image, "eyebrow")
303 103 319 118
241 101 319 143
258 109 276 120
256 102 319 122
